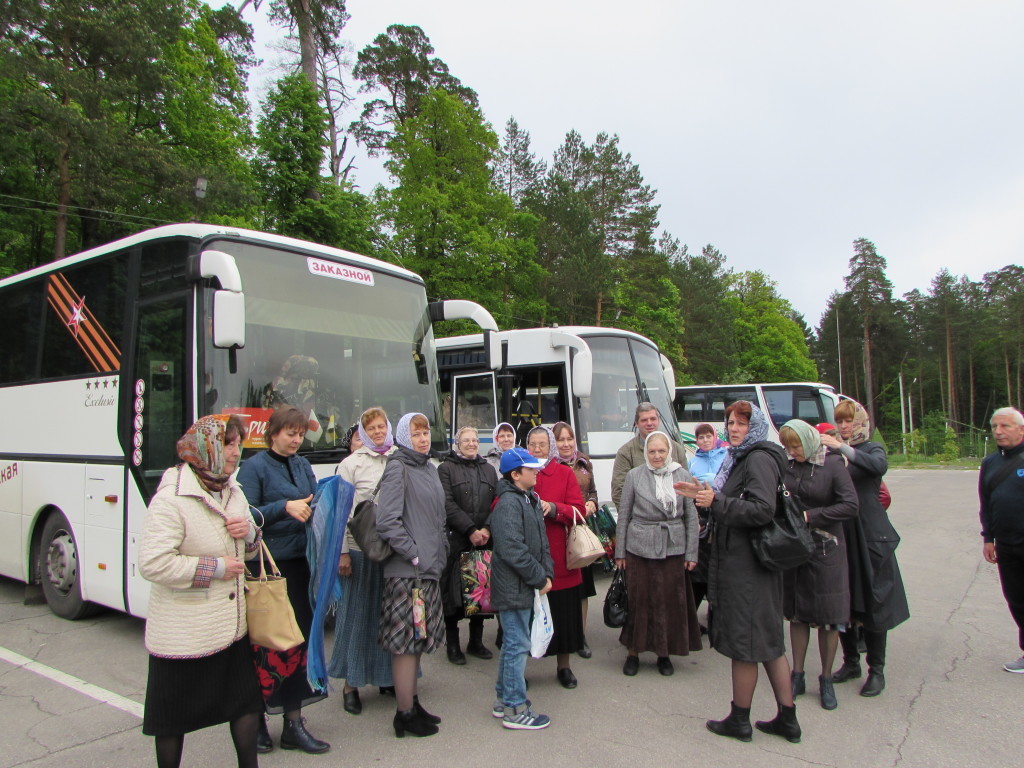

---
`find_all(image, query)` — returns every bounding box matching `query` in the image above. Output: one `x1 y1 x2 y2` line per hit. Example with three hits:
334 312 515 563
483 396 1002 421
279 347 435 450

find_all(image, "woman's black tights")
153 713 259 768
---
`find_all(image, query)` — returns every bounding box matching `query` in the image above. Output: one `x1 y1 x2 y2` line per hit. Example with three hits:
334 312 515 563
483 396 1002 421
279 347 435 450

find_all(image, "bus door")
450 372 498 451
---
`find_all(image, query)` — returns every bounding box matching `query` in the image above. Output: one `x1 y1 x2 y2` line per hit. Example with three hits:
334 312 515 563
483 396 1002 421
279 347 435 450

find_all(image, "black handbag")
750 483 814 572
603 568 628 628
347 469 396 563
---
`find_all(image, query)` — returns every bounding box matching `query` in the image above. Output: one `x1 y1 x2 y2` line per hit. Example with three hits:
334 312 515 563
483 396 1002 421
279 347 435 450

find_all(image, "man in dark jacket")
491 448 553 730
979 407 1024 673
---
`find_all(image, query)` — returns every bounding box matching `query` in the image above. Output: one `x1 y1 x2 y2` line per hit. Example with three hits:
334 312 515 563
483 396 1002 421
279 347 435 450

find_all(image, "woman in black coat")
437 425 499 664
820 399 910 698
676 401 801 744
779 419 859 711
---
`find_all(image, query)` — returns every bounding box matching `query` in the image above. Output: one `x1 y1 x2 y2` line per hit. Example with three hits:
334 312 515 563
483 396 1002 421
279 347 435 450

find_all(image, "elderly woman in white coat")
139 415 262 768
614 431 702 677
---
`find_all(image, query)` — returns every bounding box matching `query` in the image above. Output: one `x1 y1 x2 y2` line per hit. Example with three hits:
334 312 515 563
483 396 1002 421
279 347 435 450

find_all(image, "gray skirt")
378 577 445 655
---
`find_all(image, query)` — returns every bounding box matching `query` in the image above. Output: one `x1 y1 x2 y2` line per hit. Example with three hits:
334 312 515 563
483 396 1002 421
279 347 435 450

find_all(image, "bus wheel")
39 512 98 620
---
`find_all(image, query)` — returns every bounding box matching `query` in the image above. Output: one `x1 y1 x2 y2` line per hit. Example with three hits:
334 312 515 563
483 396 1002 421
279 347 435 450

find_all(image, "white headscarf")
644 431 682 515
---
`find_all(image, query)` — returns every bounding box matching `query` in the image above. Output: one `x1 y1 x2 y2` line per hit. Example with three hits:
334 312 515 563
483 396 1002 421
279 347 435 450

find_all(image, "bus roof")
437 325 660 349
676 382 836 392
0 223 422 287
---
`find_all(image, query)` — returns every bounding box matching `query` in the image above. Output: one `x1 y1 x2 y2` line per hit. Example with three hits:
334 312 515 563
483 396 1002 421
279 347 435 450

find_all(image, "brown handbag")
244 540 304 651
566 508 606 569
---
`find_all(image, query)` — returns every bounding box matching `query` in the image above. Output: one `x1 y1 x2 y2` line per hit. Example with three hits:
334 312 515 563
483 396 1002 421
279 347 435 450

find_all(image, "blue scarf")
305 474 354 694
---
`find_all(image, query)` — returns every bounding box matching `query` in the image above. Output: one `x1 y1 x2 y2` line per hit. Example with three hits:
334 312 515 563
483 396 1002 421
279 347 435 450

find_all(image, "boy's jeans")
495 608 532 709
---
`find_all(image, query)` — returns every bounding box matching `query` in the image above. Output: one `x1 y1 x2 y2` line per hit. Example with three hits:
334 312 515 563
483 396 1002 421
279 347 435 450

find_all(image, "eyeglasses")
526 442 547 450
459 439 479 445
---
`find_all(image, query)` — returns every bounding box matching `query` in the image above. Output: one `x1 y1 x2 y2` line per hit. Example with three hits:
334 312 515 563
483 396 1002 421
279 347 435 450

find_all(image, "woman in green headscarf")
778 419 859 711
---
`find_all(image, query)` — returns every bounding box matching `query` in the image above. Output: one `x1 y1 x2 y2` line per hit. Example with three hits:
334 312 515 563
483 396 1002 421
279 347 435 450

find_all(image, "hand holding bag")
347 472 394 563
566 508 605 569
529 589 554 658
245 540 305 651
603 567 628 628
749 483 814 572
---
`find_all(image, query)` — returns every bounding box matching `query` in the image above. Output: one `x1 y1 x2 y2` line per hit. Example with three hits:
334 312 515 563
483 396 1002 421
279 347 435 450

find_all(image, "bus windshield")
577 335 679 458
202 240 444 456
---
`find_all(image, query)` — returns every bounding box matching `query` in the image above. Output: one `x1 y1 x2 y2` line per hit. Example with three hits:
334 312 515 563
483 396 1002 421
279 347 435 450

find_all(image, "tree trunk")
968 348 976 430
862 317 875 429
1006 347 1013 406
945 316 957 431
595 291 603 326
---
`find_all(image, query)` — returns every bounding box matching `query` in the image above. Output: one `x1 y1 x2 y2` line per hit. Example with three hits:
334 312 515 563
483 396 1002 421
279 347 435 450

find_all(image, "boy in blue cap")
490 447 554 730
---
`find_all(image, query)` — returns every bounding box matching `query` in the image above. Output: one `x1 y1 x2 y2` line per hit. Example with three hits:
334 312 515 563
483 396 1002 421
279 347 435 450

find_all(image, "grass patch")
888 454 980 470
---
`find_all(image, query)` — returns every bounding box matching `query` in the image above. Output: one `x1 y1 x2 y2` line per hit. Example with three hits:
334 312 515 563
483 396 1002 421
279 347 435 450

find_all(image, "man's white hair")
991 407 1024 427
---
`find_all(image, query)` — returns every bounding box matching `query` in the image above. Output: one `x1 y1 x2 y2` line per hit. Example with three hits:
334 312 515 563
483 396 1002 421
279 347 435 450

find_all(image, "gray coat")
615 464 699 562
707 442 786 663
376 446 448 581
782 454 859 625
490 479 554 612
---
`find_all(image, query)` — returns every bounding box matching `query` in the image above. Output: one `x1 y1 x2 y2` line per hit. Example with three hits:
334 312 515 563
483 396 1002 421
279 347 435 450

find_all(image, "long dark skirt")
544 584 585 656
252 557 326 714
580 564 597 599
619 553 702 657
143 637 263 736
328 550 393 687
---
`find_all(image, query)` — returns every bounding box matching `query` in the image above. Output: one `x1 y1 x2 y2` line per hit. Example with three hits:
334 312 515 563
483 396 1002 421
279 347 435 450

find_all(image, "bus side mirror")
213 290 245 348
484 329 500 371
572 347 592 399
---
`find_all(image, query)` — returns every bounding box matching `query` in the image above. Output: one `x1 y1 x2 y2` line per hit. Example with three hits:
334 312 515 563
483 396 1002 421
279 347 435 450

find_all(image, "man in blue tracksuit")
979 407 1024 673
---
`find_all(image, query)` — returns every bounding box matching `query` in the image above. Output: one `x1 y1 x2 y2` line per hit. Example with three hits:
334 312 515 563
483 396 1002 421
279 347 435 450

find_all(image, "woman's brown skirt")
619 553 703 657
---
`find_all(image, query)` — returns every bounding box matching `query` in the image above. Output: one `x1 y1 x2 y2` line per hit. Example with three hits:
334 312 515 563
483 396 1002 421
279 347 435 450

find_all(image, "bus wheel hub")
46 532 77 594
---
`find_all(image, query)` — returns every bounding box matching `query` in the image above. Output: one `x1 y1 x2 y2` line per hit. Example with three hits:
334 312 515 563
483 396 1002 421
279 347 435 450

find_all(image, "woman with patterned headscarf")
676 401 802 744
437 425 499 664
778 420 859 711
820 399 909 699
139 415 263 768
376 413 448 738
525 425 586 689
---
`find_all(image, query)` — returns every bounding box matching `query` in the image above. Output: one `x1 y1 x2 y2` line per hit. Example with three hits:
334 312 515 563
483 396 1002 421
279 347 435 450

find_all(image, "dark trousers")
996 540 1024 650
839 627 887 671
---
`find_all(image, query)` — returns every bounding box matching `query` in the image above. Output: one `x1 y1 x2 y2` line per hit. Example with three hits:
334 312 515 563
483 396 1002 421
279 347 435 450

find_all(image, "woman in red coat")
525 426 586 689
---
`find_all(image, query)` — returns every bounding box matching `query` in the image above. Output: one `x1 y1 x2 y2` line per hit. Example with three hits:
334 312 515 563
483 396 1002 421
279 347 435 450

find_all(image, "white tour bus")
0 224 497 620
436 326 679 504
674 382 839 447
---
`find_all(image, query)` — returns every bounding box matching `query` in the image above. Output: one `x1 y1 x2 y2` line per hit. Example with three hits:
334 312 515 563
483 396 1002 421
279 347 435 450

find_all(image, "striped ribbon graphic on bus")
46 273 121 372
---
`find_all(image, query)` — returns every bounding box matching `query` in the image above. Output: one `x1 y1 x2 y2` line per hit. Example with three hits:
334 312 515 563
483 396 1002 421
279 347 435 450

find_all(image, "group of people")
137 390 937 763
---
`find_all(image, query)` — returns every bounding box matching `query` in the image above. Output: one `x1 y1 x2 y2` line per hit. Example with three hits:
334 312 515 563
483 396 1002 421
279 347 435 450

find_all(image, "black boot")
706 701 752 742
755 704 802 743
413 695 441 724
280 716 330 754
791 670 806 697
256 714 273 754
832 629 862 682
465 618 493 659
819 675 837 710
393 708 439 738
861 630 887 696
446 620 466 665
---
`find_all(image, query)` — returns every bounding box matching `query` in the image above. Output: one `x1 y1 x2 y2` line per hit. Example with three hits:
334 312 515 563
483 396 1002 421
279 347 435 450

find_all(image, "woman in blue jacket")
236 406 329 755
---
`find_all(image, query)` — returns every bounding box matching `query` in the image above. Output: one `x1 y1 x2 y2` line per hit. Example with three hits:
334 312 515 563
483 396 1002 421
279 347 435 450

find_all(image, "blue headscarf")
710 402 769 492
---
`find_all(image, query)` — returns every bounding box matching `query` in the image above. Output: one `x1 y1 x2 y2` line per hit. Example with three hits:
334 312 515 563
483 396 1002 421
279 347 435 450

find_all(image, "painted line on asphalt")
0 645 144 719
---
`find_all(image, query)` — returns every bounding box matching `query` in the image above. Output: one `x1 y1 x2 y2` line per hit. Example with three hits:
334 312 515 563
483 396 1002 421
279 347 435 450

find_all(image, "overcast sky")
244 1 1024 329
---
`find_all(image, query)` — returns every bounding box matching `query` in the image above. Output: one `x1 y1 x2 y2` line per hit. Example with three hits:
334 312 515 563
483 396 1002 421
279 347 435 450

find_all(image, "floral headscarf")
644 431 683 514
357 411 394 455
711 401 770 493
491 422 517 452
451 425 480 459
526 425 557 467
177 415 233 492
395 412 427 451
840 399 872 446
782 419 827 467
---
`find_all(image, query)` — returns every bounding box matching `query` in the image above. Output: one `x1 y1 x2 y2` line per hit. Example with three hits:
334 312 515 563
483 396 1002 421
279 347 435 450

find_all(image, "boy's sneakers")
492 700 506 718
502 705 551 730
1003 655 1024 673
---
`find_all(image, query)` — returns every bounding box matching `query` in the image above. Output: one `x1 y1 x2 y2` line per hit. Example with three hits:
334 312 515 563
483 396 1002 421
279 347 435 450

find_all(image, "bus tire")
39 511 99 620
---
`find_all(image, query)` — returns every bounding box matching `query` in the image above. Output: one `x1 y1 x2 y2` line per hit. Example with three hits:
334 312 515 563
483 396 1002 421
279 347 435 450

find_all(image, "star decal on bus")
67 296 87 338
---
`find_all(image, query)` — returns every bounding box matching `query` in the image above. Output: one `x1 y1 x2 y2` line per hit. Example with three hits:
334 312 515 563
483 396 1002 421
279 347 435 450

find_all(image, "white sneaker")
492 700 505 718
1003 655 1024 673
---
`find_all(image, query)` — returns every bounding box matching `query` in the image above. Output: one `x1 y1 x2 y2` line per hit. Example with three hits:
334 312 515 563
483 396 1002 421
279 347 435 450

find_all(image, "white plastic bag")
529 589 554 659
